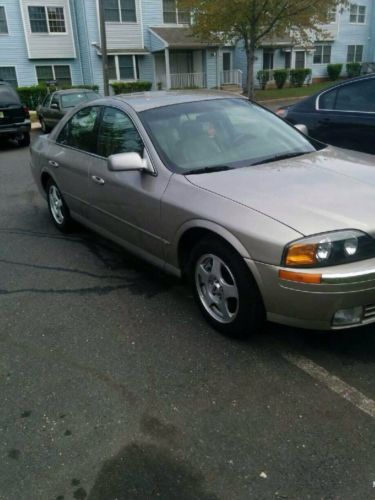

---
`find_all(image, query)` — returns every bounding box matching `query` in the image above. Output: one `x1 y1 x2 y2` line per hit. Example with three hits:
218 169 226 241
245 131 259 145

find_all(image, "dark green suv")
0 82 31 147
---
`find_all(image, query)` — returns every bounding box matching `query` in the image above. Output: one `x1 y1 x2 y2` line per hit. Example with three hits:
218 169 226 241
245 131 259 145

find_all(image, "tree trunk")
246 44 257 100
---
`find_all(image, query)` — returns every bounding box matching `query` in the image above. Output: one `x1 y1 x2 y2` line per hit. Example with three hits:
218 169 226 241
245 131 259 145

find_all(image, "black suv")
0 81 31 147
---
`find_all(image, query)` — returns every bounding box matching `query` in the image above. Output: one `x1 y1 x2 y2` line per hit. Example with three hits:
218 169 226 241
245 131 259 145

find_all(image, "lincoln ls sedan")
30 92 375 336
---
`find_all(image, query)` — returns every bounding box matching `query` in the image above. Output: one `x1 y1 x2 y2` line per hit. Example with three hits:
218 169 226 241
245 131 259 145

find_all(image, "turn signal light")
279 270 322 284
284 243 318 266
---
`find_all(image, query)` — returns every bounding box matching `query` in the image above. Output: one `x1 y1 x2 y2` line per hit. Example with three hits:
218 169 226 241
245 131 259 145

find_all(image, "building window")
263 50 274 70
327 8 336 23
0 67 17 87
103 0 136 22
36 65 72 86
347 45 363 62
28 6 66 33
163 0 190 24
314 45 332 64
349 4 366 23
107 55 137 80
107 56 117 79
0 6 8 34
118 55 134 79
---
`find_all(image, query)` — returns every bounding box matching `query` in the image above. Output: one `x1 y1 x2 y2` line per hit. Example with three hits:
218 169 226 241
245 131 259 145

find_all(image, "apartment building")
0 1 374 92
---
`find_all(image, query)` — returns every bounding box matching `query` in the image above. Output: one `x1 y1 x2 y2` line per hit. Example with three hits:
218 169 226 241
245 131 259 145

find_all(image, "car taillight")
23 105 30 118
276 108 288 118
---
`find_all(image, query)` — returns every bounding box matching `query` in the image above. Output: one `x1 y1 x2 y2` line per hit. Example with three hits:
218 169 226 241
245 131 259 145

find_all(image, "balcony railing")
170 72 207 89
220 69 243 86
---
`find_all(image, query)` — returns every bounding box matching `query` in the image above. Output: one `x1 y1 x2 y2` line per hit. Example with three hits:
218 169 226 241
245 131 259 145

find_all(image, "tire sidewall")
188 238 264 337
46 179 72 232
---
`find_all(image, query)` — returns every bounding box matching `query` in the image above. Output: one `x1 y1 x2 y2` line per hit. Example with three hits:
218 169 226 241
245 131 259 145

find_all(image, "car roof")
54 88 97 95
111 91 245 112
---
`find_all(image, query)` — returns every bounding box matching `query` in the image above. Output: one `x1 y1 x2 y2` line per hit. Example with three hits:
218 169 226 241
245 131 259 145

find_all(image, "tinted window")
0 83 20 107
335 79 375 112
43 94 52 107
61 92 97 109
97 107 143 158
51 95 60 108
57 106 100 153
319 88 337 110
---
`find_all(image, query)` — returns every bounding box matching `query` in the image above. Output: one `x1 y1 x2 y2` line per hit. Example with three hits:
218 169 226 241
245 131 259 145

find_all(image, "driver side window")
57 106 100 153
97 107 144 158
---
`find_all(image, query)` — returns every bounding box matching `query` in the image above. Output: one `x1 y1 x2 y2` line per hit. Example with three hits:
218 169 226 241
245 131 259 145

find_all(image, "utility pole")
98 0 110 96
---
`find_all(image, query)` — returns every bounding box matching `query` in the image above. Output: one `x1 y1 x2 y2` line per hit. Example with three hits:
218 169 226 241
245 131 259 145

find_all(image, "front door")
223 52 231 71
88 106 171 258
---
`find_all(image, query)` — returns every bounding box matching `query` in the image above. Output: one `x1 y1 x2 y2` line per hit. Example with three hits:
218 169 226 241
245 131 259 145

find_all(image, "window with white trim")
347 45 363 63
103 0 136 22
314 45 332 64
107 55 138 80
28 6 66 33
0 6 8 34
163 0 190 24
36 65 72 86
0 67 17 87
349 4 366 23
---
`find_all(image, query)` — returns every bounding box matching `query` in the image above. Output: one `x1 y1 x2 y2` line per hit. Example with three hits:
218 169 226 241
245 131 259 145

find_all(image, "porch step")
220 84 242 93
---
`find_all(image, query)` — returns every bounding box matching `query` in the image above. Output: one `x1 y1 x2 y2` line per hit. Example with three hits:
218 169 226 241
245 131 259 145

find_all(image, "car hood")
186 147 375 237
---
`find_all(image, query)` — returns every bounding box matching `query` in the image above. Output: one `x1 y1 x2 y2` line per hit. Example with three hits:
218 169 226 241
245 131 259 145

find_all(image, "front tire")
189 238 264 338
46 179 73 233
40 118 49 134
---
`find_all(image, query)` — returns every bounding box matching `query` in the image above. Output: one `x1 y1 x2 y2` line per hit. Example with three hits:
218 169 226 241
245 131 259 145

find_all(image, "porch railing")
220 69 243 86
170 72 207 89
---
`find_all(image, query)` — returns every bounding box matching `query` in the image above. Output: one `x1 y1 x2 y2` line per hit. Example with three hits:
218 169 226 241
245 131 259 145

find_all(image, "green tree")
180 0 341 99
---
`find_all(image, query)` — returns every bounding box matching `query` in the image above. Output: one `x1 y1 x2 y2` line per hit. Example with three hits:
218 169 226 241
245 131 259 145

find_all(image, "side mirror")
51 103 59 110
108 152 152 173
294 123 308 135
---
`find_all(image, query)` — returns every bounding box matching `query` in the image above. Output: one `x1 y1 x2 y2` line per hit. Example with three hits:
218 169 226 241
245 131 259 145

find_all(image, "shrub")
289 68 312 87
61 84 99 91
327 63 342 81
273 69 289 89
16 85 48 109
346 62 361 78
111 80 152 94
257 70 271 90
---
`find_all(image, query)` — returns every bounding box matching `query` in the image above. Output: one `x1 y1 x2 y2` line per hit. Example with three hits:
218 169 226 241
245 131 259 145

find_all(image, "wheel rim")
49 185 64 225
195 253 239 324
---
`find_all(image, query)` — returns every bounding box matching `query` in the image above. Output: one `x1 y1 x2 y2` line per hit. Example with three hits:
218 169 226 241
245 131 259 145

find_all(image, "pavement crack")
0 284 134 296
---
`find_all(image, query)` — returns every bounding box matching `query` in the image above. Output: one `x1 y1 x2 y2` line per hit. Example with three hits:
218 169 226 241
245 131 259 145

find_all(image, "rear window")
61 92 98 109
0 84 21 107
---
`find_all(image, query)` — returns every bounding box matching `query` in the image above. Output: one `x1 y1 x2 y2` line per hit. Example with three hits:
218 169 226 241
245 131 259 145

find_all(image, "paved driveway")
0 132 374 500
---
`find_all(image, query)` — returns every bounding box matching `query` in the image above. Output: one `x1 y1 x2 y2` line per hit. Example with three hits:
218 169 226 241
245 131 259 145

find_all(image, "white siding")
20 0 76 59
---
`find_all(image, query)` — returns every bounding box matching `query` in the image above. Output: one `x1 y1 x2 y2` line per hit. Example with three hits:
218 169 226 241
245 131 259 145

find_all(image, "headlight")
283 230 375 268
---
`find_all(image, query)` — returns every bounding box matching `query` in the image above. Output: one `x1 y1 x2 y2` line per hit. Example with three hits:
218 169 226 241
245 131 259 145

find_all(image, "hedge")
346 62 361 78
273 69 288 89
327 64 342 81
289 68 312 87
111 81 152 94
16 84 99 109
256 70 271 90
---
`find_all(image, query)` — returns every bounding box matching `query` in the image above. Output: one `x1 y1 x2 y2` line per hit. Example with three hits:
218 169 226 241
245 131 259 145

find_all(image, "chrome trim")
322 268 375 284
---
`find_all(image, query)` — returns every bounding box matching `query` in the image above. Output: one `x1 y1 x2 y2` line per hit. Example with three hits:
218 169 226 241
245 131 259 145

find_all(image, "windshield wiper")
184 165 234 175
251 151 310 166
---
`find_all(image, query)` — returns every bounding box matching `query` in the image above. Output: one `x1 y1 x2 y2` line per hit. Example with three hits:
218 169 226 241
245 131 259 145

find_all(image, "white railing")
220 69 243 86
170 72 207 89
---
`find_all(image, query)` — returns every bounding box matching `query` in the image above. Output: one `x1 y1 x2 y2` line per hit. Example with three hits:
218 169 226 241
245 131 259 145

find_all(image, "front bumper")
250 258 375 330
0 120 31 138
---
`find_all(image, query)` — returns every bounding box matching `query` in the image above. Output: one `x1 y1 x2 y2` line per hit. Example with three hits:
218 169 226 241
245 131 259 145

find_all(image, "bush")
111 81 152 94
61 84 99 91
327 64 342 81
273 69 289 89
17 85 48 109
289 68 312 87
257 70 271 90
346 62 361 78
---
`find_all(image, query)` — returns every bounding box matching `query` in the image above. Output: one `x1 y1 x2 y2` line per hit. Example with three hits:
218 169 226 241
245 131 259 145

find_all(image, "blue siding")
138 54 154 82
149 30 166 52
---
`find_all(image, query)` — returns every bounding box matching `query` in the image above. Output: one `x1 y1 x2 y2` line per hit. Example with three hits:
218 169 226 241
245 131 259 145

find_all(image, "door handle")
48 160 59 168
91 175 105 185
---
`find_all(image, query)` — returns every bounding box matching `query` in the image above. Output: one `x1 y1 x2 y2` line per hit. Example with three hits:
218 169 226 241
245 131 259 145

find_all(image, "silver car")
30 92 375 336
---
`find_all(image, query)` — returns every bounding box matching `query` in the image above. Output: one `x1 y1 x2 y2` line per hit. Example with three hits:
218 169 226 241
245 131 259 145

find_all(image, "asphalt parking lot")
0 131 374 500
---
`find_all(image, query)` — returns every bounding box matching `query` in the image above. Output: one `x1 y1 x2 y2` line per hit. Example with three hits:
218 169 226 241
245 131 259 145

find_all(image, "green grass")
255 81 337 101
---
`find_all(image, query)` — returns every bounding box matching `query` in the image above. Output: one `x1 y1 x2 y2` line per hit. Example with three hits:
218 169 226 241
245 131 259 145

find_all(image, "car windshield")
140 98 318 173
61 92 98 109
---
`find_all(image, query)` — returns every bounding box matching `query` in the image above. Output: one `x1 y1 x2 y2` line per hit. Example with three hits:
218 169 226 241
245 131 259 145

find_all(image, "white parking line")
283 352 375 419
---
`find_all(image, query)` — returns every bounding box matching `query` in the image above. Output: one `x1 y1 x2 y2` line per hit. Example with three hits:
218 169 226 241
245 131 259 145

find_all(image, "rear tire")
188 237 264 338
46 179 73 233
40 118 49 133
18 132 30 147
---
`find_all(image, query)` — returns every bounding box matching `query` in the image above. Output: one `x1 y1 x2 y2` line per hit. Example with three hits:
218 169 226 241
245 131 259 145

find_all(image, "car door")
39 93 52 120
46 105 100 217
314 78 375 153
87 105 171 260
49 94 64 129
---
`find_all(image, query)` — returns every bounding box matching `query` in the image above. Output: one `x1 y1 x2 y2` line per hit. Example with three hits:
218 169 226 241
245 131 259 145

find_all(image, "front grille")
363 304 375 321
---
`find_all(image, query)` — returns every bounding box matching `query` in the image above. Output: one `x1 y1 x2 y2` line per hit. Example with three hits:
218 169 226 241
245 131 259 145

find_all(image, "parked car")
0 81 31 147
30 92 375 336
37 88 101 133
276 75 375 154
